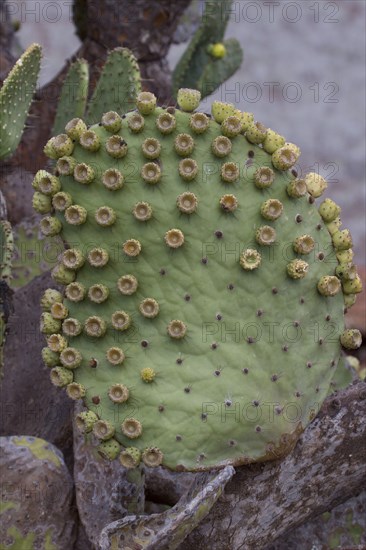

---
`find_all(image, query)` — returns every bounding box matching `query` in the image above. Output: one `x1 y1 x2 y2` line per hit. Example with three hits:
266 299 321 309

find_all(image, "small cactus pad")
0 44 41 159
37 91 362 471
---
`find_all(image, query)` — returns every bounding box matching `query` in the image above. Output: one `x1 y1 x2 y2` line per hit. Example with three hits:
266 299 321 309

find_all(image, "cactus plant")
0 43 41 159
34 76 362 471
173 0 243 99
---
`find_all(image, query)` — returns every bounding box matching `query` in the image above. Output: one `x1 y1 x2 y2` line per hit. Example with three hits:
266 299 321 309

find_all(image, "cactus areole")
35 89 362 472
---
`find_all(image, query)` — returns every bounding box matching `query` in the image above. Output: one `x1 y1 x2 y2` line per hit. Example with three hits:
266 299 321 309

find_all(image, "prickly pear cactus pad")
36 91 362 471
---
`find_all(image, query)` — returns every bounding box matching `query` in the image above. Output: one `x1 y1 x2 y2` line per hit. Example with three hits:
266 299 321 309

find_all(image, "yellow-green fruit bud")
40 288 63 311
111 311 131 331
211 101 235 123
342 275 362 295
52 264 76 285
47 334 67 353
50 367 73 387
62 318 82 337
336 249 354 264
60 347 82 369
156 113 176 135
142 138 161 160
293 235 315 255
305 173 327 197
101 111 122 133
65 205 87 225
234 110 254 132
32 192 53 214
167 320 187 339
256 226 276 246
221 116 242 138
40 216 62 237
287 260 309 279
42 347 59 367
344 294 357 309
335 263 357 281
332 229 353 251
287 179 307 198
142 447 163 467
136 91 157 115
47 334 68 353
119 447 141 469
326 217 342 236
254 167 275 189
35 172 60 195
121 418 142 439
51 134 74 157
272 144 300 171
177 88 201 112
65 282 86 302
106 135 128 158
340 329 362 350
318 199 341 222
208 42 227 58
108 384 129 403
66 383 86 400
75 411 98 434
40 312 61 334
140 367 156 383
74 163 95 184
139 298 160 319
240 249 261 271
174 133 195 157
56 156 76 176
262 129 286 154
93 420 115 441
65 118 87 140
85 316 107 337
50 302 68 320
52 192 72 212
62 249 85 270
97 439 121 460
317 276 341 296
179 158 198 181
260 199 283 221
246 122 267 144
189 113 210 134
127 112 145 133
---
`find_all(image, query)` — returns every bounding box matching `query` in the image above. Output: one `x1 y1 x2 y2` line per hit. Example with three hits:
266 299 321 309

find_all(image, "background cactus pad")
36 91 362 471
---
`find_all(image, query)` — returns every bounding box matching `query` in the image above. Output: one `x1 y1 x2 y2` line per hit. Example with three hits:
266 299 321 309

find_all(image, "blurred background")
11 0 365 261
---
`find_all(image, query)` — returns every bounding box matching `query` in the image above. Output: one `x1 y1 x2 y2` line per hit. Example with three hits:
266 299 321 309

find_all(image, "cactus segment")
53 59 89 136
35 95 358 472
86 48 142 124
0 44 42 159
172 0 243 100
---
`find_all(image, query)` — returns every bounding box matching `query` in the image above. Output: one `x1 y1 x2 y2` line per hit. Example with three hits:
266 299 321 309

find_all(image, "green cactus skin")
36 92 362 472
172 0 243 99
86 48 141 124
52 59 89 137
0 43 41 159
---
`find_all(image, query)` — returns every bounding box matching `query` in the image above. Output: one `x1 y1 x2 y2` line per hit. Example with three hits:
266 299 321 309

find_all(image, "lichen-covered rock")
35 89 362 471
0 435 76 549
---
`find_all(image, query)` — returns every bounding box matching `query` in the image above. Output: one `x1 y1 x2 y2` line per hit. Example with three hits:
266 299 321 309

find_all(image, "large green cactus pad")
36 95 361 471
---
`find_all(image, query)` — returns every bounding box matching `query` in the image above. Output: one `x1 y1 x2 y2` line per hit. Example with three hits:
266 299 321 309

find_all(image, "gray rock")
0 272 74 469
0 435 77 549
266 490 366 550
